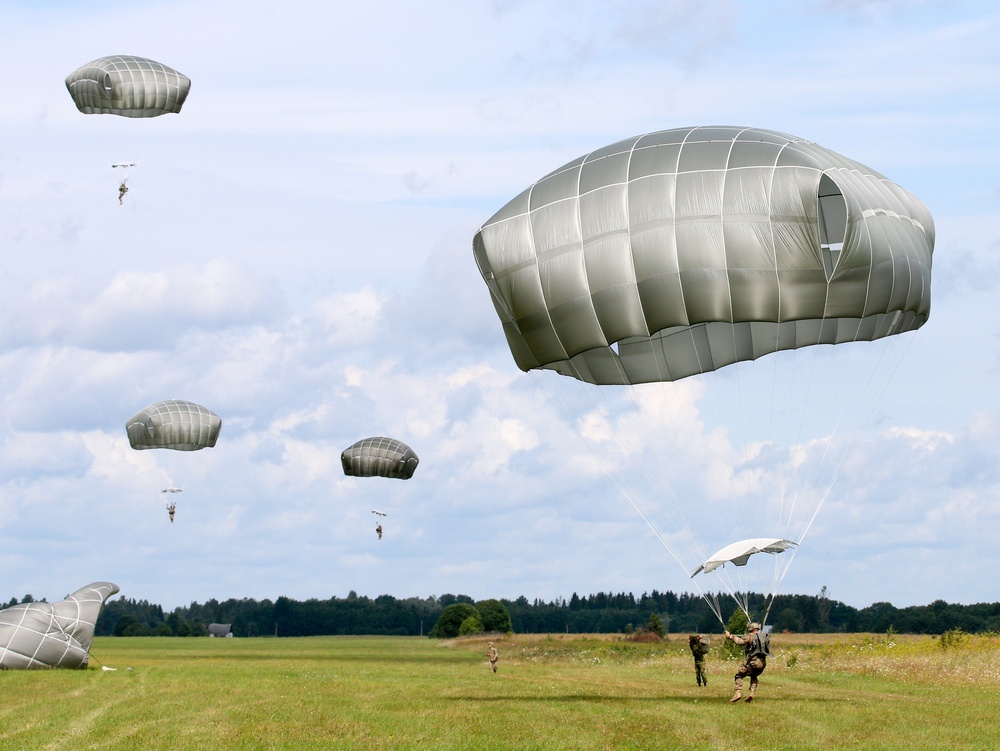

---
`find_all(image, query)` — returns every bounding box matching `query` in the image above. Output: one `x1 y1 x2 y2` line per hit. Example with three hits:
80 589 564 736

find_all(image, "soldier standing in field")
724 622 769 703
487 642 498 673
688 634 708 686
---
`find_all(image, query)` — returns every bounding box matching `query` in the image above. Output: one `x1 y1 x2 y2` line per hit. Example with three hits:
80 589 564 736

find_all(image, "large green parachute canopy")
65 55 191 117
473 126 934 385
0 582 119 669
341 437 419 480
126 400 222 451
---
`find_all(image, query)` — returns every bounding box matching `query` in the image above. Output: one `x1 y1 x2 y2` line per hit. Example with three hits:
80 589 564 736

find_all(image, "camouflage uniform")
725 624 768 702
688 634 708 686
487 643 498 673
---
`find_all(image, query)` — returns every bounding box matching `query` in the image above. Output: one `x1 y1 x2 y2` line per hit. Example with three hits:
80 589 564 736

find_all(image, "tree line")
4 589 999 637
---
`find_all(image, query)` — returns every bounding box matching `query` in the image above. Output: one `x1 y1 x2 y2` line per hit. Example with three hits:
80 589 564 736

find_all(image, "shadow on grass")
450 694 844 703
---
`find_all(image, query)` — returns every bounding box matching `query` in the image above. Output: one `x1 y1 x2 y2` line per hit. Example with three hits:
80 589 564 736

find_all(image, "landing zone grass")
1 632 997 750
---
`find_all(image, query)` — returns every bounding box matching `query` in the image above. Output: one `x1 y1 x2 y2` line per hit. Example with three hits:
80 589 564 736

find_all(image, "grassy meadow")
1 631 998 750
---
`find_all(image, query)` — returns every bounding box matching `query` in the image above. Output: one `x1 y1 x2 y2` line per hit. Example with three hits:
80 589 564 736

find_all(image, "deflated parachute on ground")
65 55 191 117
0 582 119 669
126 400 222 451
341 437 419 480
473 125 934 386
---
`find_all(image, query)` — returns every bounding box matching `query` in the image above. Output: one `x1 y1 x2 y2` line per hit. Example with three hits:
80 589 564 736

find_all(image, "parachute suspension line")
761 543 790 626
702 357 754 545
764 331 918 610
767 341 868 601
632 335 710 565
793 331 917 549
680 576 727 628
588 379 686 549
623 335 745 631
770 344 811 555
721 324 797 615
793 344 863 537
721 328 778 615
704 593 726 627
758 336 785 539
780 342 822 535
526 370 691 577
721 340 754 536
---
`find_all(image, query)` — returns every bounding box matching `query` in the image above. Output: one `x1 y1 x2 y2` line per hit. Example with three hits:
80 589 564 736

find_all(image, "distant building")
208 623 232 638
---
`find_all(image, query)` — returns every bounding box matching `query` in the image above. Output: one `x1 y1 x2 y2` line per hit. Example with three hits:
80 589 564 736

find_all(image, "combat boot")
745 689 755 703
729 690 742 703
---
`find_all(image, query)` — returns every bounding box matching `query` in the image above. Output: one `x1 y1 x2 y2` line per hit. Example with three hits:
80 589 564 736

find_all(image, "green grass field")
1 632 998 750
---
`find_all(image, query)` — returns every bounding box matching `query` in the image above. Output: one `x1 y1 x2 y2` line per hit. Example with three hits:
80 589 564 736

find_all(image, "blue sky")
1 1 998 616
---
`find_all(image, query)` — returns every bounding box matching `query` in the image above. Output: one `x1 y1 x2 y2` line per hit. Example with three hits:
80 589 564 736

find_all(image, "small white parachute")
691 538 798 577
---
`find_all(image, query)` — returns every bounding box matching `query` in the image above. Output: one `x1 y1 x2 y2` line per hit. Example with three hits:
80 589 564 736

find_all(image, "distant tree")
722 610 751 659
859 601 899 633
817 585 832 629
477 599 513 634
646 613 666 638
113 615 152 637
166 613 183 636
458 615 483 636
429 603 480 638
438 594 475 608
773 607 802 633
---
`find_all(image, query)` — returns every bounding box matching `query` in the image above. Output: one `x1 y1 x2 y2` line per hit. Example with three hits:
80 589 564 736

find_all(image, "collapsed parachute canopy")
126 400 222 451
691 538 797 577
473 126 934 386
66 55 191 117
342 437 419 480
0 582 119 669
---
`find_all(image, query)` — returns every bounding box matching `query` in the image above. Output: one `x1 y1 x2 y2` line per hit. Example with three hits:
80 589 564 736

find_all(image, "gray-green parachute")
341 437 419 480
126 400 221 451
66 55 191 117
473 125 934 385
0 582 119 669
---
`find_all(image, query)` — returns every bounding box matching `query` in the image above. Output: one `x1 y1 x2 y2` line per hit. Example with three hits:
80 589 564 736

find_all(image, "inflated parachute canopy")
126 399 222 451
691 538 797 577
0 582 119 669
342 437 419 480
473 126 935 386
65 55 191 117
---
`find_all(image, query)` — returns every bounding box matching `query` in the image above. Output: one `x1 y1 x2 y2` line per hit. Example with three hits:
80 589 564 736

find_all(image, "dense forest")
6 589 1000 637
